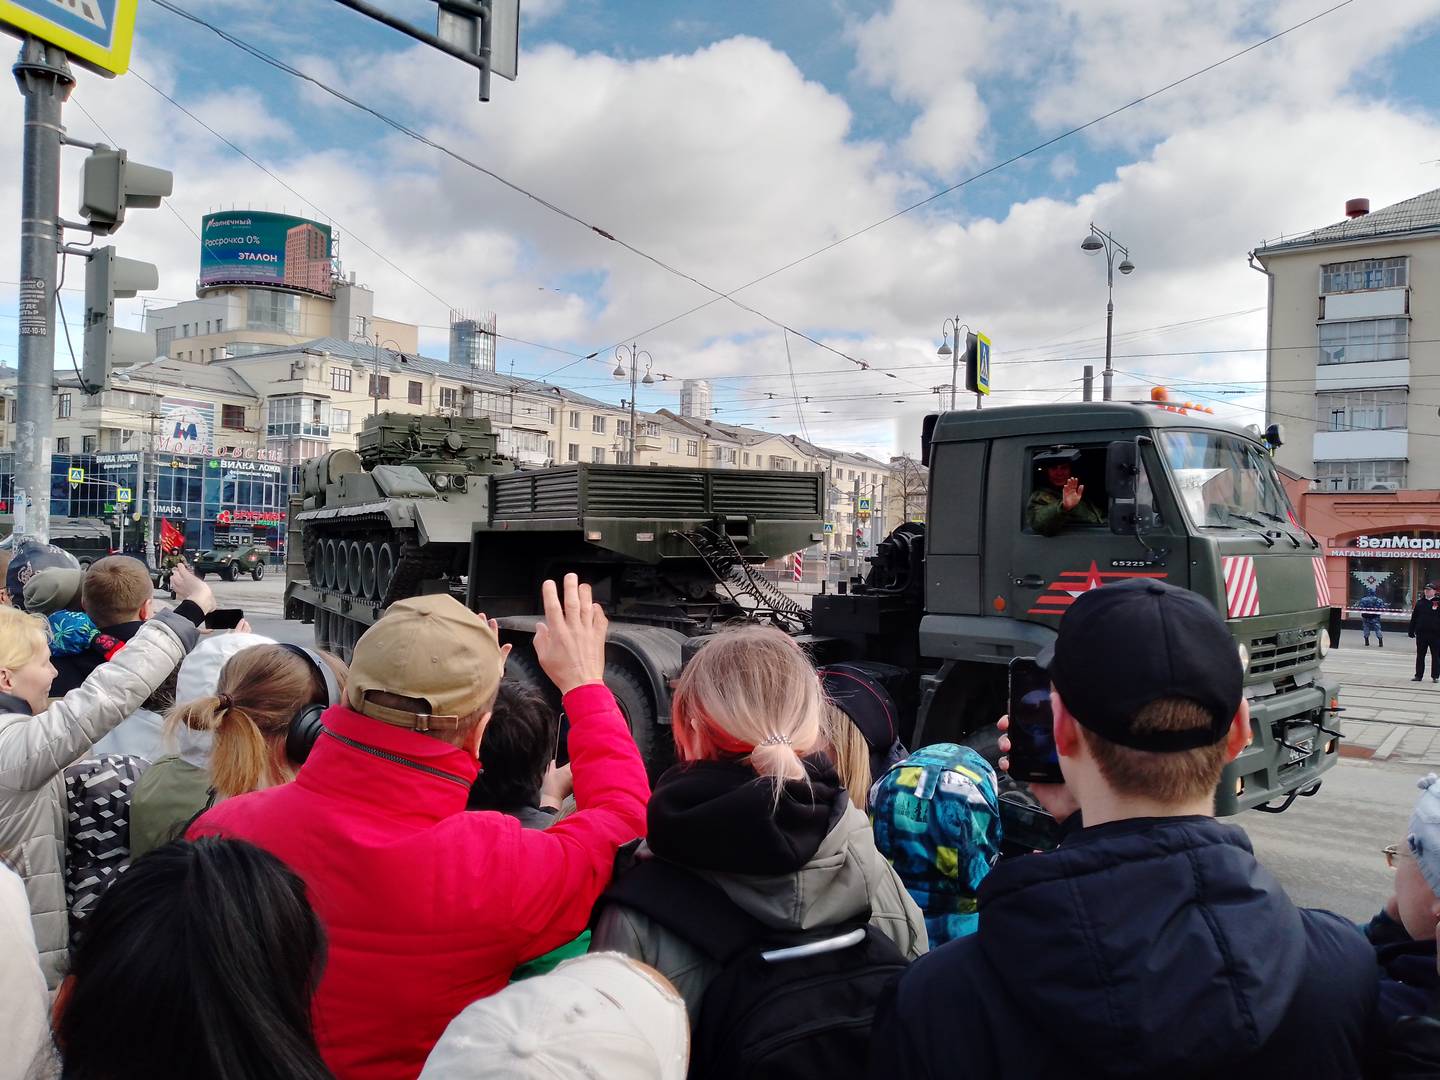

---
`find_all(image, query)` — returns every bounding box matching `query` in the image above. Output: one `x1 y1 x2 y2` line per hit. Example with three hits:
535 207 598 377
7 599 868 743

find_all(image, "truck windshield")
1158 430 1291 531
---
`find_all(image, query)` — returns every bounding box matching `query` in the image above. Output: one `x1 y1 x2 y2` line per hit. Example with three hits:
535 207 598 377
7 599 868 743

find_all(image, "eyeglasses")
1383 844 1414 868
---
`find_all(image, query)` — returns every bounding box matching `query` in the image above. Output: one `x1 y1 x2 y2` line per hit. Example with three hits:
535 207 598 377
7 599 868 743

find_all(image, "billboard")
156 397 216 456
199 211 333 296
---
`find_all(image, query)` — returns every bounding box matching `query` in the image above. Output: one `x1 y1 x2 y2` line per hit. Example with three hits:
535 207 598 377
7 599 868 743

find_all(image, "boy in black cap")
872 578 1380 1079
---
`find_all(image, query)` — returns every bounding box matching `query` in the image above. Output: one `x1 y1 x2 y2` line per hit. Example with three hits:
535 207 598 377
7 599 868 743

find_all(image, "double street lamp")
613 343 654 464
1080 224 1135 402
935 318 969 410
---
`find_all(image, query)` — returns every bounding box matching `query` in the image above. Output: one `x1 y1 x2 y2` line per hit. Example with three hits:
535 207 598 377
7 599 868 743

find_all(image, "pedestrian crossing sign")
116 486 131 504
67 466 84 486
1 0 138 76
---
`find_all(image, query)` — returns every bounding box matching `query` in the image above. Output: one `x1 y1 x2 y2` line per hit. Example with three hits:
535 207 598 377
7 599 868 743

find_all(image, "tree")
889 453 928 522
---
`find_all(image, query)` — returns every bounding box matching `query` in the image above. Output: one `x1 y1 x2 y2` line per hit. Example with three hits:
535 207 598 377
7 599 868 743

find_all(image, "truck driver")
1026 446 1104 536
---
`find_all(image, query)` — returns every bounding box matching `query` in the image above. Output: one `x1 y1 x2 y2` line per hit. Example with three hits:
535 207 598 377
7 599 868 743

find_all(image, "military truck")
286 401 1341 814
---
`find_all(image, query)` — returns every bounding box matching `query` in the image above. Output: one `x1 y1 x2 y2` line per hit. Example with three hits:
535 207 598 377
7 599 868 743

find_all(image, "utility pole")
852 474 861 572
12 39 74 542
612 343 653 465
1083 364 1094 402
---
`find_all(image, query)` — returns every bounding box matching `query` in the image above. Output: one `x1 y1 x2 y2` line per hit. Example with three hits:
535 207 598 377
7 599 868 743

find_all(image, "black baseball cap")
1036 578 1243 752
820 664 907 782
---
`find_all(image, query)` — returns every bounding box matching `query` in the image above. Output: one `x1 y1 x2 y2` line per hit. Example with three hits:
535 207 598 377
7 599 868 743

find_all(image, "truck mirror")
1106 439 1153 536
921 414 938 467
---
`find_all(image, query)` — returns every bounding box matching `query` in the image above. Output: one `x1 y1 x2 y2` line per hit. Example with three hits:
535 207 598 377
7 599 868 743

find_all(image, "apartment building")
1255 188 1440 617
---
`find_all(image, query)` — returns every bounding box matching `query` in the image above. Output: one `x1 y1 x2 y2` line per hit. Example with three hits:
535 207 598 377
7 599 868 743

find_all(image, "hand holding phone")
1006 657 1064 784
205 608 245 630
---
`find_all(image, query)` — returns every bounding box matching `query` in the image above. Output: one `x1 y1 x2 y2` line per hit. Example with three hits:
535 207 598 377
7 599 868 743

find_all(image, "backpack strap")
597 856 770 963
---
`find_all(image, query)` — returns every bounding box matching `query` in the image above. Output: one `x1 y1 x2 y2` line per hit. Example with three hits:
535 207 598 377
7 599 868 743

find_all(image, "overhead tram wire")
149 0 1350 397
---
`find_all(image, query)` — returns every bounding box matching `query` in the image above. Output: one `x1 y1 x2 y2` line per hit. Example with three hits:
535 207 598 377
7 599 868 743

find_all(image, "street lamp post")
612 343 654 464
936 318 968 410
1080 224 1135 402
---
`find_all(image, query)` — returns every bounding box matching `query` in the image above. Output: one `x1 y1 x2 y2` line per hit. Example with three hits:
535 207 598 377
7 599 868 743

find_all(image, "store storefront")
0 451 298 562
1286 482 1440 623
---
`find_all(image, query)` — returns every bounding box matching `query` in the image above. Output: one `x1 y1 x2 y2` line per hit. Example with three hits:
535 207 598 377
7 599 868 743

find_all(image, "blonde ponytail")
671 625 821 789
165 644 349 798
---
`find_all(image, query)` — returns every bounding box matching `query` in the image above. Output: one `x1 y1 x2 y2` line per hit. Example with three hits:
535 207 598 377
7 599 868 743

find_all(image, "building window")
332 408 351 433
408 380 423 405
743 452 750 465
686 440 699 457
1315 390 1407 431
591 447 606 463
1315 459 1407 492
440 386 459 409
181 323 189 337
266 396 330 438
215 318 223 332
592 415 606 434
667 437 680 454
83 435 97 453
516 402 555 424
246 291 302 334
567 443 580 462
56 437 69 453
645 422 659 437
221 404 246 430
155 326 175 355
368 374 390 400
468 390 513 424
617 420 631 438
57 393 71 419
331 368 352 392
1319 318 1408 365
205 320 212 334
569 410 580 428
1321 257 1408 294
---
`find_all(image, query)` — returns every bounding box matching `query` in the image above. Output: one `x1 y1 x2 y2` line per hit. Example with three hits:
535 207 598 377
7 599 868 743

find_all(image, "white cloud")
4 4 1440 464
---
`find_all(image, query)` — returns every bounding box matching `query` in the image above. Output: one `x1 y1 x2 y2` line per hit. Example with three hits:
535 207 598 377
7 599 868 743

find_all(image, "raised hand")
533 574 608 695
169 563 215 614
1061 476 1085 512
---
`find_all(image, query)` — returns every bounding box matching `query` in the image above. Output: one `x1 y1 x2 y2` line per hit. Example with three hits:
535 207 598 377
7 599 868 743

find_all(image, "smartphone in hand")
205 608 245 630
1006 657 1063 784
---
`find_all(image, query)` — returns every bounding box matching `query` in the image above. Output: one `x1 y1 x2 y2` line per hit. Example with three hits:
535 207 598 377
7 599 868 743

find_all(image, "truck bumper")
1215 676 1341 816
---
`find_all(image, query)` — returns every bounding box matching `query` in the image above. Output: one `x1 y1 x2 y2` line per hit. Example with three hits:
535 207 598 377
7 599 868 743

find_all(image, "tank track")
295 510 466 659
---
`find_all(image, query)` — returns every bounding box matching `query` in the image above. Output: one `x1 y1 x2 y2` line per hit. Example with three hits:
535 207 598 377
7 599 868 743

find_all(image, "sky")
3 0 1440 460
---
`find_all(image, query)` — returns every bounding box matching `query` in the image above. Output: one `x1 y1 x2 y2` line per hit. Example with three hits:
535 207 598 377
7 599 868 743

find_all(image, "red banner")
160 519 186 554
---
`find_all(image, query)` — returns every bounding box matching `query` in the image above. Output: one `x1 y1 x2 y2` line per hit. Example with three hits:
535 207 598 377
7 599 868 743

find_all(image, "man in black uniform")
1408 583 1440 682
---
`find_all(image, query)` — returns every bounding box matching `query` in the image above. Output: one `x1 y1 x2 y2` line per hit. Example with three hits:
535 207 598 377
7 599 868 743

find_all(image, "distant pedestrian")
1409 584 1440 682
1356 591 1386 647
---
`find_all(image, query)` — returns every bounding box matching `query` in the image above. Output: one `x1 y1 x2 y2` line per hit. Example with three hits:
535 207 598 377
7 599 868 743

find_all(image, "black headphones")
279 643 341 766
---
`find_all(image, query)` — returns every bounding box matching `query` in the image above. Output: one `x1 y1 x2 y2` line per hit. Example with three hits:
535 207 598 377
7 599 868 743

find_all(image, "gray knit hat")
1408 773 1440 896
23 567 83 615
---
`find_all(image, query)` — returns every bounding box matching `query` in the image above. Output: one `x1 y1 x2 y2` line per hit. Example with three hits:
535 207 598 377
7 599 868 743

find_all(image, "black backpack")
599 856 908 1080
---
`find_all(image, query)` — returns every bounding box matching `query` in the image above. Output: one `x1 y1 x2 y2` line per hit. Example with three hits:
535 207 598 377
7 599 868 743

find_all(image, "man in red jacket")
190 575 650 1080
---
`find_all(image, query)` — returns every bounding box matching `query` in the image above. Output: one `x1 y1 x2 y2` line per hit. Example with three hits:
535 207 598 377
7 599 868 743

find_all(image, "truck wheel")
222 565 237 582
252 563 265 581
604 663 673 782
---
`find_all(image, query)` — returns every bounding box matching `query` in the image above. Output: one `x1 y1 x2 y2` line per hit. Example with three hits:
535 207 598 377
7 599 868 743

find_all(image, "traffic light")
83 246 159 394
78 144 173 235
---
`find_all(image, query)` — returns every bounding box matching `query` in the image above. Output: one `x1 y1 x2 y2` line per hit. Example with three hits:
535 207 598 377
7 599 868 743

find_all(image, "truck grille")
1247 628 1320 677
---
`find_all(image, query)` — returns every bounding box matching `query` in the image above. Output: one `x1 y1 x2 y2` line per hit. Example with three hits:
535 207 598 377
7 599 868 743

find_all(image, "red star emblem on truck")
1026 561 1167 615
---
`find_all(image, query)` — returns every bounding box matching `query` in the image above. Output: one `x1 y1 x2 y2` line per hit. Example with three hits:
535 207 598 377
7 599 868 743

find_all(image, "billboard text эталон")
199 211 333 296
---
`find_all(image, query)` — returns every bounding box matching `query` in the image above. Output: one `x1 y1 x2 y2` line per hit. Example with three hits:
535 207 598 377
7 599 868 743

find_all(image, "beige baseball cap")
346 594 502 732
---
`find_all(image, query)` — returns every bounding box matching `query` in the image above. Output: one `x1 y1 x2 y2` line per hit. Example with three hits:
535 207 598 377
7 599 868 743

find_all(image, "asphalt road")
160 576 1426 921
1238 756 1421 922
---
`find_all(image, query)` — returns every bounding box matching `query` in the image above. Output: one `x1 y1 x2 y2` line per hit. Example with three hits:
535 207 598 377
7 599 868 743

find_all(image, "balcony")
1315 358 1408 392
1312 428 1407 462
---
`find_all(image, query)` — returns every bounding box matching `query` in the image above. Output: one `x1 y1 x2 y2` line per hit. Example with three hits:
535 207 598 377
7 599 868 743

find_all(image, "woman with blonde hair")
132 643 347 853
591 624 926 1025
0 564 213 987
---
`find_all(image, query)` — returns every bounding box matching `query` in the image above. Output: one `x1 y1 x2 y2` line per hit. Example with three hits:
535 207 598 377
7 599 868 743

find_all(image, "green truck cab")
808 401 1339 815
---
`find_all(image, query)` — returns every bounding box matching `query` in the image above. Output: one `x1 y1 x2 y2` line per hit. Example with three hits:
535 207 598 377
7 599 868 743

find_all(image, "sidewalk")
1325 636 1440 766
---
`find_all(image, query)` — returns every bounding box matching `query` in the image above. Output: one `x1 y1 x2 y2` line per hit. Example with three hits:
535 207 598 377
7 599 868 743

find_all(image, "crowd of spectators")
2 545 1440 1079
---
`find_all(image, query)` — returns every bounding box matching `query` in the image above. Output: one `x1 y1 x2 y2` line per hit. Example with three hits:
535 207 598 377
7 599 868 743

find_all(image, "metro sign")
0 0 138 76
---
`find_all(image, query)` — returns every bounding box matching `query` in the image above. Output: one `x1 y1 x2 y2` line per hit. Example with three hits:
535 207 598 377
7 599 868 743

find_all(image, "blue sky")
4 0 1440 455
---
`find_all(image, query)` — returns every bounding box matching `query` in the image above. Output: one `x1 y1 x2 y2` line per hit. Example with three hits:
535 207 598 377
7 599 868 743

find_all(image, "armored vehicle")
192 540 272 581
285 413 826 766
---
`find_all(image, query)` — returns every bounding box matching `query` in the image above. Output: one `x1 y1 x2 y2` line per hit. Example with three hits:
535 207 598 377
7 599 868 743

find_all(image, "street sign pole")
12 36 73 542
